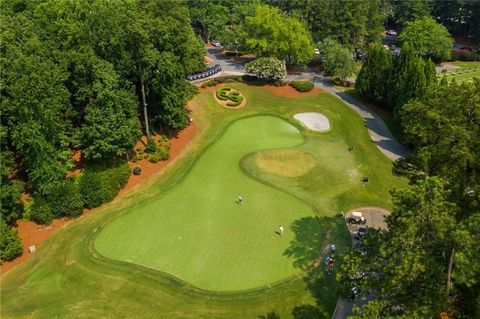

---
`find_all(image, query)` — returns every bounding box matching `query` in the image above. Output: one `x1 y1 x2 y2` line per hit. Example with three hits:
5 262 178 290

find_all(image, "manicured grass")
1 84 407 318
96 116 314 291
439 61 480 83
450 61 480 69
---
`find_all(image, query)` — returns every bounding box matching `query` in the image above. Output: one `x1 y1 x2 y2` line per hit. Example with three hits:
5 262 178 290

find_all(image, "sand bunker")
294 112 330 132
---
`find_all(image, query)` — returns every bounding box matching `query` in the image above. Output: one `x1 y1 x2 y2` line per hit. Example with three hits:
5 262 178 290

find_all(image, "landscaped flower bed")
215 87 245 107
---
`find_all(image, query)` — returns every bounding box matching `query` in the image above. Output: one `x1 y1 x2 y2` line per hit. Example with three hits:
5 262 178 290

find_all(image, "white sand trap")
294 112 330 132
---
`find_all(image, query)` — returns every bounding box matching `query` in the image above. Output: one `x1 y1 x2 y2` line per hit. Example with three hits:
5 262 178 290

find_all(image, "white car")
211 40 222 47
314 48 320 55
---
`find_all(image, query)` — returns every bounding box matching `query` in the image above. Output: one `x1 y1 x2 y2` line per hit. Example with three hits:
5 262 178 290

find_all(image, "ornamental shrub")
245 57 286 80
0 218 22 262
290 80 314 92
47 179 84 217
79 162 130 208
133 166 142 175
30 196 54 225
145 138 157 153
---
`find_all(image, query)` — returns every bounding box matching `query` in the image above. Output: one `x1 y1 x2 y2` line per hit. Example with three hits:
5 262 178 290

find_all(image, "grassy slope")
1 84 406 318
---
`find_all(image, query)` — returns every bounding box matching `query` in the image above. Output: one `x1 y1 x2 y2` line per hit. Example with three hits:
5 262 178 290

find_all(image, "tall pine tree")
356 43 392 103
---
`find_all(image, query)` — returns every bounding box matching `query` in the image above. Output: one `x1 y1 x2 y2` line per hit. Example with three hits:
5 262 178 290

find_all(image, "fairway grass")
1 84 407 318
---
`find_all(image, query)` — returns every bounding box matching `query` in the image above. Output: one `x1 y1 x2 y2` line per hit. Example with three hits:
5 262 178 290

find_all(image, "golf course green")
95 116 314 291
1 83 407 318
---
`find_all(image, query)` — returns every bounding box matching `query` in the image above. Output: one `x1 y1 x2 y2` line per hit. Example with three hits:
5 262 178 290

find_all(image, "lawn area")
439 61 480 83
1 84 407 318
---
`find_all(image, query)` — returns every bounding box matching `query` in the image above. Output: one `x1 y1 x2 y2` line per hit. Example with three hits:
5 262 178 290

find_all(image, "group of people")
324 244 336 275
236 195 285 236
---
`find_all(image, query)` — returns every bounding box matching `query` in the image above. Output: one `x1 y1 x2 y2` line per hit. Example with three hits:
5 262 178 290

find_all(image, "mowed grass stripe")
95 116 316 291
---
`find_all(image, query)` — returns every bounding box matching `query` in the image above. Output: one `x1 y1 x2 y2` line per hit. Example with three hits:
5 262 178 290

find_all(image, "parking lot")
345 206 390 236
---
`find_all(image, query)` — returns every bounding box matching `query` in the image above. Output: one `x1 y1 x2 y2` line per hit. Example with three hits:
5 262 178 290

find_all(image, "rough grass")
1 83 407 318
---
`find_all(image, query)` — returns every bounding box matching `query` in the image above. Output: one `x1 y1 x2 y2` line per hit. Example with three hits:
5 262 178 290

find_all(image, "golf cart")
347 211 366 225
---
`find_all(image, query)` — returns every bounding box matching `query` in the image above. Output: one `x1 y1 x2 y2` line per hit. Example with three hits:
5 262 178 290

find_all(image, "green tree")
356 43 393 103
0 218 22 262
318 38 355 81
338 177 457 317
399 17 454 61
393 80 480 317
386 43 436 115
187 0 228 42
243 4 314 65
0 126 23 223
81 60 141 160
245 57 286 80
391 0 431 27
269 0 388 46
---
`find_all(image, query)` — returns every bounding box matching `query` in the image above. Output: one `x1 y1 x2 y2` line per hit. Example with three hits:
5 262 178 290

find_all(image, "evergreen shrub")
290 80 314 92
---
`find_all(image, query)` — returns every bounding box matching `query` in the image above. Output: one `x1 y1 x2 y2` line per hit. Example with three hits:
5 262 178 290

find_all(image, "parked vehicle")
186 64 222 81
355 227 368 241
211 40 222 47
347 211 366 225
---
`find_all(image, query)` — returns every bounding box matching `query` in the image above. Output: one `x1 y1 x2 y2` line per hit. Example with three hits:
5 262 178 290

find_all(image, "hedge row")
226 96 244 106
290 80 314 92
216 87 232 100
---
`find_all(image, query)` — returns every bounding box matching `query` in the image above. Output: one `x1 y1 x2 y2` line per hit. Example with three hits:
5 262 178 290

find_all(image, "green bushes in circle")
216 87 244 106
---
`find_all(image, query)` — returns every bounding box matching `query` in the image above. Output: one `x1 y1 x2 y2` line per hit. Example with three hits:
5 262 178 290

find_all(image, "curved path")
203 50 410 161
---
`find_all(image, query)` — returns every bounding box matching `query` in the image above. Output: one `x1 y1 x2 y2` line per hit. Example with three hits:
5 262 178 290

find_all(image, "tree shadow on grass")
292 305 323 319
258 311 280 319
283 216 323 269
284 215 351 317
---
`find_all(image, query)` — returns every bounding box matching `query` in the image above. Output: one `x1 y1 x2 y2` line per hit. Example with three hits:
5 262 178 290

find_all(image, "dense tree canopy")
242 4 314 65
343 80 480 318
399 17 454 61
0 0 204 229
356 43 393 103
386 43 437 115
318 38 355 81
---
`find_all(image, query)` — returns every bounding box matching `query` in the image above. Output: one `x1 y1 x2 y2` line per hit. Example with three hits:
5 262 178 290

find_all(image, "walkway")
204 51 410 161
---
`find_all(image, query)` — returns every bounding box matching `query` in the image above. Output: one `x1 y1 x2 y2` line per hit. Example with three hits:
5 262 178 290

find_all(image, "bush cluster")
0 218 22 262
79 162 130 208
200 80 218 88
30 196 54 225
148 136 171 163
290 80 314 92
450 50 480 61
47 180 84 218
145 138 157 153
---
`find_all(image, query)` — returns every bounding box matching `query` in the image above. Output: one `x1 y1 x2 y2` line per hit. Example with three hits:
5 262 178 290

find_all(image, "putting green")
95 116 317 291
